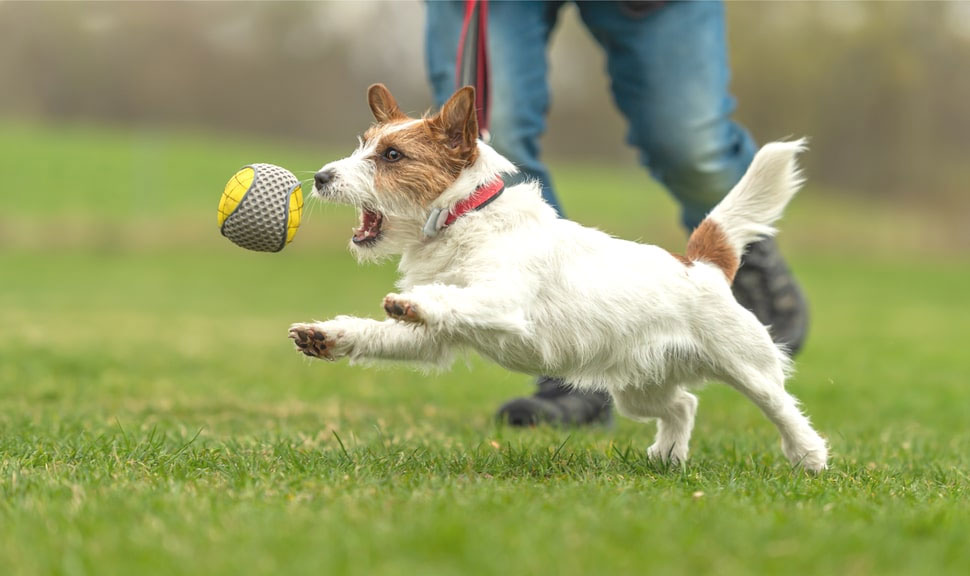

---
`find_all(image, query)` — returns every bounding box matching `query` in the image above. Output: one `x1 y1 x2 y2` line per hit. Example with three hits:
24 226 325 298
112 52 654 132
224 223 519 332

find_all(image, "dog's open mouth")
352 209 384 246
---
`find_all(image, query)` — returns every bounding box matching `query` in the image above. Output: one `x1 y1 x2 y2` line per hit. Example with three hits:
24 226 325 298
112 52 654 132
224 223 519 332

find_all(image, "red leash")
422 0 500 239
456 0 491 141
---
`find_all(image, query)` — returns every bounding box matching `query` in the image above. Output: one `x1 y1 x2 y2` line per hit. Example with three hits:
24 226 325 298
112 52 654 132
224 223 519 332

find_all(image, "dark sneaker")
495 376 613 427
731 237 810 356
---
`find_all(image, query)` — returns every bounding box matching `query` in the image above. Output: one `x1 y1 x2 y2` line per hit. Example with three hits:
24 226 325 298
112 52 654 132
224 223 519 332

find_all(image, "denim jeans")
425 0 758 229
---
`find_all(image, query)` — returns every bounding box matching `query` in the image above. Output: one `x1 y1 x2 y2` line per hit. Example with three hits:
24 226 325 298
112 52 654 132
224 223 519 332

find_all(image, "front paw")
288 322 346 360
383 293 424 324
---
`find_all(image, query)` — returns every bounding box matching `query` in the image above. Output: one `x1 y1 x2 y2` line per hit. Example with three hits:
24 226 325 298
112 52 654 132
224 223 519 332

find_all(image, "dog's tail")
686 139 806 284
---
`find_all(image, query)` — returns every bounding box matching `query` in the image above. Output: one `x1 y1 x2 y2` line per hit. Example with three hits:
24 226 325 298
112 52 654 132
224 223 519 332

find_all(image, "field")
1 122 969 575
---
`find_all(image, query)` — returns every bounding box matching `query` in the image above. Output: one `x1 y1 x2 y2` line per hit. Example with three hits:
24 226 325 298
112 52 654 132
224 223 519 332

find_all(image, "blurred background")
2 0 969 251
5 1 970 203
4 1 970 203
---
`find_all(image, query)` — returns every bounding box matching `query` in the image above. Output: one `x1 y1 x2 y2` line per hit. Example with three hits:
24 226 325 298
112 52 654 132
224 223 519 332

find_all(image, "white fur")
295 138 828 472
708 139 807 256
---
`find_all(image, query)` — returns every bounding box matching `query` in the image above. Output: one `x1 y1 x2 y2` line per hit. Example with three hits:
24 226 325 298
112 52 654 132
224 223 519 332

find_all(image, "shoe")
495 376 613 428
731 237 810 356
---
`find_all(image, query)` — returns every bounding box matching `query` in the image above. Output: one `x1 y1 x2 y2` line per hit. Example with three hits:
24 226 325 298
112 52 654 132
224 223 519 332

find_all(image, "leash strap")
425 2 497 239
456 0 490 141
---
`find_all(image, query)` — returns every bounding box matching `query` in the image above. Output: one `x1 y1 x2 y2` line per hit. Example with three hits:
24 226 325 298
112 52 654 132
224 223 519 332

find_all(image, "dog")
290 84 828 472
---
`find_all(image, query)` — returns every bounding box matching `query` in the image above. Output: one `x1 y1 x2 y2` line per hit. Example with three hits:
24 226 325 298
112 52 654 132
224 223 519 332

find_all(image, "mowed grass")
1 122 969 576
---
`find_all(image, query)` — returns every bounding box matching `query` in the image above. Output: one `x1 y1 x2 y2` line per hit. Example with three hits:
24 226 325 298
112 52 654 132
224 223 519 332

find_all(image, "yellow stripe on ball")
286 185 303 244
218 167 255 228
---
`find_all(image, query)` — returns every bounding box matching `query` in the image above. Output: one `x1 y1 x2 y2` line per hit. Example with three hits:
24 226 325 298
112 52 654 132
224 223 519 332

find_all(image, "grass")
1 121 969 575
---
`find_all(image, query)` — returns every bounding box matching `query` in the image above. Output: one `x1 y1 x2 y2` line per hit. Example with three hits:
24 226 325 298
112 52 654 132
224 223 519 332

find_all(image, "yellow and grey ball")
218 163 303 252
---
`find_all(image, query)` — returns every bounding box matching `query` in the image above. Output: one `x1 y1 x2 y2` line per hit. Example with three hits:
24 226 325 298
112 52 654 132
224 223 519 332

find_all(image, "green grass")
1 122 969 575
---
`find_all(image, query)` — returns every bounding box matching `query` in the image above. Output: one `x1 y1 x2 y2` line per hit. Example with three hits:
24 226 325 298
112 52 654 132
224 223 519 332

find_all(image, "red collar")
423 177 505 237
444 177 505 227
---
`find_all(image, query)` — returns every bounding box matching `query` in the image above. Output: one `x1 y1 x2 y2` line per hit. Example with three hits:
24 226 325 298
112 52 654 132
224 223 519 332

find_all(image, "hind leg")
733 371 827 472
612 385 698 465
718 346 828 472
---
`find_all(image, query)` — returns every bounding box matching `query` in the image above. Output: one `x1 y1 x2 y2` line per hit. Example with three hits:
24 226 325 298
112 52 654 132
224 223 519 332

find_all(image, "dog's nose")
314 169 334 190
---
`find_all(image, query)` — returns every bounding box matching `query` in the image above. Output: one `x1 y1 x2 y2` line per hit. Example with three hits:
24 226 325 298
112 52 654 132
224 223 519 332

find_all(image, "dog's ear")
368 84 406 123
436 86 478 156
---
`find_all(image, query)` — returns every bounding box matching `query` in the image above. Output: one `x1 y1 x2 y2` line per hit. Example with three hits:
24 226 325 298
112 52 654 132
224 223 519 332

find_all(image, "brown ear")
367 84 406 123
436 86 478 154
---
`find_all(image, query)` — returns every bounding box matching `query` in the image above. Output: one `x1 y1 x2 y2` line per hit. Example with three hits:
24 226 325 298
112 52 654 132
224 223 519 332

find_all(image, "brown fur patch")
669 252 691 266
686 219 739 283
365 86 481 207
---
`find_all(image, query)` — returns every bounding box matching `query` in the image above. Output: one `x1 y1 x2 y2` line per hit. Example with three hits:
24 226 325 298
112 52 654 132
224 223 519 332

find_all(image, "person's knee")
649 132 736 183
640 126 756 225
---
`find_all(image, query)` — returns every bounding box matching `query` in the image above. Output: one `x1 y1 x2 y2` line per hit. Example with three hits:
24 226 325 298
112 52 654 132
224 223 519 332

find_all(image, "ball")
217 163 304 252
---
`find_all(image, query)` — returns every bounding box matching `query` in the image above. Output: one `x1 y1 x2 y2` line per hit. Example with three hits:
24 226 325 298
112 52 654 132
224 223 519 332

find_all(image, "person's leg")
426 0 564 212
426 0 611 425
576 0 809 353
576 1 754 228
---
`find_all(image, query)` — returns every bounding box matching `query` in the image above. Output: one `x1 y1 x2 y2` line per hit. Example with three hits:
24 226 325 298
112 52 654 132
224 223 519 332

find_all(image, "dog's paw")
647 442 688 466
783 437 829 474
288 322 347 360
383 293 423 324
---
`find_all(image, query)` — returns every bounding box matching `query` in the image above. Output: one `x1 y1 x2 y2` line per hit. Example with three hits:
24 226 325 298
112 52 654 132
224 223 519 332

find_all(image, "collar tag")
422 208 443 238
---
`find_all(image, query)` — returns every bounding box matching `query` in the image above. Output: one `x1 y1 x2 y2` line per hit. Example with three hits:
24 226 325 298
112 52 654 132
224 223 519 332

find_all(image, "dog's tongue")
353 210 382 243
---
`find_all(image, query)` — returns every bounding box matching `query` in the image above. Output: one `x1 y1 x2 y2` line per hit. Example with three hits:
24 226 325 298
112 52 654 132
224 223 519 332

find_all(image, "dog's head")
313 84 482 261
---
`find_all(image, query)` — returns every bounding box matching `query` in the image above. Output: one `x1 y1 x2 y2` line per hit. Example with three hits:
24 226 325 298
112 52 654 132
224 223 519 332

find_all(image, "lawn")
1 122 969 576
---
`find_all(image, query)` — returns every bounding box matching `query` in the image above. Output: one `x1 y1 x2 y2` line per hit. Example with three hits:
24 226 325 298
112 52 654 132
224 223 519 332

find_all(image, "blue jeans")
425 0 757 229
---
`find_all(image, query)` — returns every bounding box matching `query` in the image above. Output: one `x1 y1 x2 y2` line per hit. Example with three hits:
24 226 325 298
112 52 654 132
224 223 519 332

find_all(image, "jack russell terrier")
290 84 828 472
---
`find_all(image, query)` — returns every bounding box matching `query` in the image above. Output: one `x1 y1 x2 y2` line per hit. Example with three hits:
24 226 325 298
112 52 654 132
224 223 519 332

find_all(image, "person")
424 0 808 426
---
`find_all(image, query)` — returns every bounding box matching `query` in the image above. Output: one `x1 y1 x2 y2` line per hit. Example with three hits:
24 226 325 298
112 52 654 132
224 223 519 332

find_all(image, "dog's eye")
382 148 403 162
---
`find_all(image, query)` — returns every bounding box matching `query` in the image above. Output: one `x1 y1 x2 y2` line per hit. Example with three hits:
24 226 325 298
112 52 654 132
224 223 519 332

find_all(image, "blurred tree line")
1 1 968 206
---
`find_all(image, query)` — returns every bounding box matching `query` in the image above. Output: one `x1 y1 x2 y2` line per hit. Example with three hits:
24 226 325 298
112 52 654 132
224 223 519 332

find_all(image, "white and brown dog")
290 84 828 472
